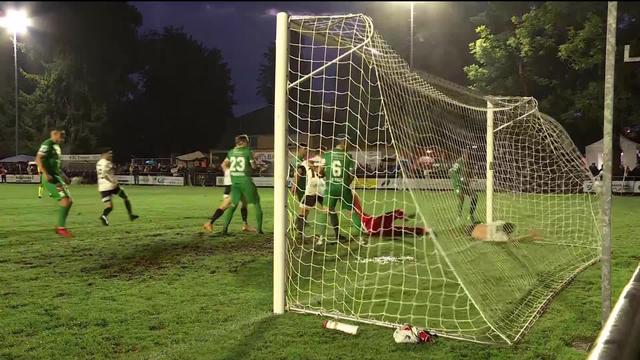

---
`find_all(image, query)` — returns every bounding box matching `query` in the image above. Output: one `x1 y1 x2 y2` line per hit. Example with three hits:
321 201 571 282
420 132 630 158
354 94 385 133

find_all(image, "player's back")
96 158 117 192
302 158 324 195
227 146 253 183
323 149 354 186
38 139 62 175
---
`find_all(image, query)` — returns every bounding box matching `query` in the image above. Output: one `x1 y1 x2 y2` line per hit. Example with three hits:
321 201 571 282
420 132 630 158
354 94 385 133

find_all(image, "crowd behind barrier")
2 154 639 191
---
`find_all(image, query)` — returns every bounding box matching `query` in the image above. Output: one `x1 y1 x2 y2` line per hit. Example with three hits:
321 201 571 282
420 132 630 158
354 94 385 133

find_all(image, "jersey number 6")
331 160 342 177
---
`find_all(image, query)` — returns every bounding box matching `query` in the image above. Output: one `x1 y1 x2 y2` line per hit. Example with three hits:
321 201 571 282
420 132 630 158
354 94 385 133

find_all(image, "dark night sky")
132 2 419 116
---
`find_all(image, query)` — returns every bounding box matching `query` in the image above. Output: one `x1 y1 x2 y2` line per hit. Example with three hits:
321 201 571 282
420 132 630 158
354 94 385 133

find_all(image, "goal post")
273 13 601 344
273 11 289 315
485 99 494 226
600 0 617 326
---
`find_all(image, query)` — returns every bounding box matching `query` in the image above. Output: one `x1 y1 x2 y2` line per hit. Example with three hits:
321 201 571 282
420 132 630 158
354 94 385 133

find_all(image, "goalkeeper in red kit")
352 193 429 237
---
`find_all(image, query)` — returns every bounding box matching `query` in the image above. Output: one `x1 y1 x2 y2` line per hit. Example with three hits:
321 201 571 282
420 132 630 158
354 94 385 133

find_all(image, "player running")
202 160 252 233
294 153 326 240
35 129 74 238
319 135 362 241
449 151 478 223
96 148 139 225
221 135 264 234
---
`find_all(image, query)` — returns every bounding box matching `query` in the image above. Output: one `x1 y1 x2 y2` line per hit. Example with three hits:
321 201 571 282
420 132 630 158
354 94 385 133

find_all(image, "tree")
0 35 15 156
17 2 142 154
465 2 640 172
353 2 488 84
256 42 275 105
115 27 235 158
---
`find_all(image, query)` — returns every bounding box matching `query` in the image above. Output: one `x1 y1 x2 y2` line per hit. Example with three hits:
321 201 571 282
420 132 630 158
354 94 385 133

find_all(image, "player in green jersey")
221 135 264 234
35 129 74 238
449 151 478 223
318 135 362 241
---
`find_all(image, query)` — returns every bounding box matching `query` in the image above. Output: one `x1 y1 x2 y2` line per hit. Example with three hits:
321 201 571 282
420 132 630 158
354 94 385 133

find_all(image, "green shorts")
42 175 70 201
324 183 353 210
230 181 260 205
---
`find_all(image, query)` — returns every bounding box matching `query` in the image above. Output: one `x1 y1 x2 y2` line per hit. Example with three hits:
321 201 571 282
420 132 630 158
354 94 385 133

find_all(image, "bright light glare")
0 10 32 34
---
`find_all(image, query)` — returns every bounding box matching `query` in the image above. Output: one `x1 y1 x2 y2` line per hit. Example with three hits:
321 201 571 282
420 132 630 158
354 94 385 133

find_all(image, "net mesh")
283 14 600 344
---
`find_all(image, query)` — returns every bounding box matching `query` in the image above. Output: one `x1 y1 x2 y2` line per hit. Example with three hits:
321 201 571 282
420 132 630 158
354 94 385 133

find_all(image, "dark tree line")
464 2 640 172
0 3 235 161
2 2 639 163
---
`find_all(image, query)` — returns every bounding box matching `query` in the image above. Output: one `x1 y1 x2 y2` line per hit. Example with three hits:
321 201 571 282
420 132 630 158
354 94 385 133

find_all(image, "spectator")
132 164 140 185
589 162 599 177
0 166 6 183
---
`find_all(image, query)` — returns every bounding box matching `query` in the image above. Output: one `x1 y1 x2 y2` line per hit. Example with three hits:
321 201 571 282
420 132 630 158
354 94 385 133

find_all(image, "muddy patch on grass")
81 232 272 279
570 337 594 352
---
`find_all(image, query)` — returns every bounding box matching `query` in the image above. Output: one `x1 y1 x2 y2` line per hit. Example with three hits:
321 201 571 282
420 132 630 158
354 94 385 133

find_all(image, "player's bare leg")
100 200 113 226
203 196 232 232
457 192 465 219
468 191 478 223
328 209 348 242
310 206 328 246
118 189 138 221
295 205 308 240
240 197 254 232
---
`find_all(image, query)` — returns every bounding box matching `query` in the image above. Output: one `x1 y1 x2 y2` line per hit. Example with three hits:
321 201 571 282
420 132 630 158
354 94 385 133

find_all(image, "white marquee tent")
585 136 640 169
175 151 208 168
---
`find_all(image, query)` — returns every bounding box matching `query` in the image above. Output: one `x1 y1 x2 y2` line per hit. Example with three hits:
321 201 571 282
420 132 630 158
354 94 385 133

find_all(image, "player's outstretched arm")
510 229 544 243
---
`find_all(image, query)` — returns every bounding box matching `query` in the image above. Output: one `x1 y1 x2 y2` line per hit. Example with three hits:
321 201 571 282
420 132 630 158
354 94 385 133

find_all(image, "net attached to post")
283 14 600 344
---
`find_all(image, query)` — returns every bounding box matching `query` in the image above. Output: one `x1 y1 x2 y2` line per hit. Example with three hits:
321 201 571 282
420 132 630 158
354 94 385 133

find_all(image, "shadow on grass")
80 232 273 279
220 314 278 360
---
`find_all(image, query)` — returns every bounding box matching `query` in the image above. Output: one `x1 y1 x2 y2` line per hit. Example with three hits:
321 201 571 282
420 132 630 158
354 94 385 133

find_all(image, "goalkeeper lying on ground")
465 221 542 242
352 192 430 237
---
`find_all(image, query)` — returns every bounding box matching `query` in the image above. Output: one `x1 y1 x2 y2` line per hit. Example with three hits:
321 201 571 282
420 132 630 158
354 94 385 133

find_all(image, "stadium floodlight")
1 9 32 156
274 13 600 344
0 9 32 34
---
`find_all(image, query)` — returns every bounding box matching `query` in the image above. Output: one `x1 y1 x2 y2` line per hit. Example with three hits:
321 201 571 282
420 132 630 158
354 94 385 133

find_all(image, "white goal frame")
272 11 509 318
271 11 602 344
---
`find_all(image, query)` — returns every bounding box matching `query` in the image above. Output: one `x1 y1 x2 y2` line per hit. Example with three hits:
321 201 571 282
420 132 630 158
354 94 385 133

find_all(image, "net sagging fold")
283 14 600 344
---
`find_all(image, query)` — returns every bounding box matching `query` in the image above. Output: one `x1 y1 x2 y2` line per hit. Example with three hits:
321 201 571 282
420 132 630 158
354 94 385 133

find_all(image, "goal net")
279 14 600 344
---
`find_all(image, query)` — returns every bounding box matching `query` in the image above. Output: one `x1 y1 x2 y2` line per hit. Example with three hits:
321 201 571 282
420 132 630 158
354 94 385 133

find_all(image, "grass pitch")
0 184 638 359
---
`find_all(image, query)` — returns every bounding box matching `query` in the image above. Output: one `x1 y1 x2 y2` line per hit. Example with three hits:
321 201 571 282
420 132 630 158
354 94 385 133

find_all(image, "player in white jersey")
222 167 232 198
294 153 326 239
96 148 139 226
202 160 251 233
